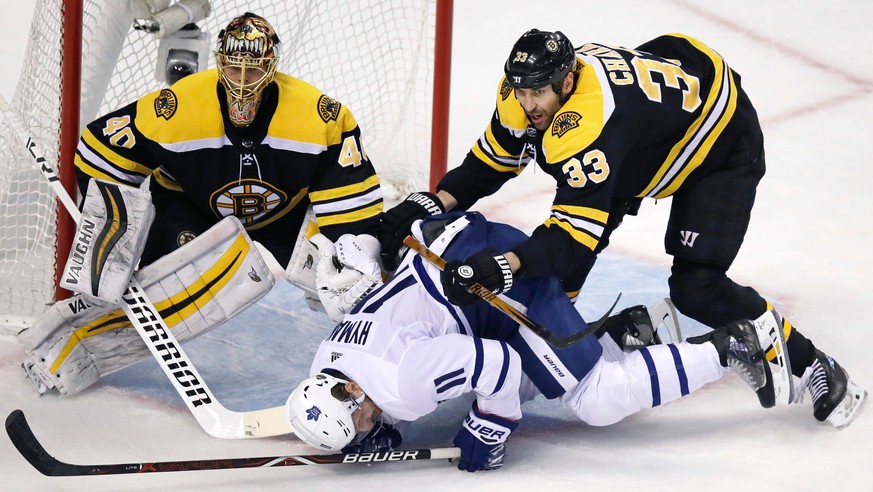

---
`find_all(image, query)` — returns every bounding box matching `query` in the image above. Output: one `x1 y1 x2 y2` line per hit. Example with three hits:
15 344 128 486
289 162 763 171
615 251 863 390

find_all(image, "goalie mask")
285 372 365 451
214 12 281 127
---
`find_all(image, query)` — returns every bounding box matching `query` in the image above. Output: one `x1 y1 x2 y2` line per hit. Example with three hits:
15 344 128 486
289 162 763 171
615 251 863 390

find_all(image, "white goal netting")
0 0 443 329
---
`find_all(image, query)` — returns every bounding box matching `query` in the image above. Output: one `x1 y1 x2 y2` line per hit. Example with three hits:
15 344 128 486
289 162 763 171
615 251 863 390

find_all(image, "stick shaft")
5 409 458 477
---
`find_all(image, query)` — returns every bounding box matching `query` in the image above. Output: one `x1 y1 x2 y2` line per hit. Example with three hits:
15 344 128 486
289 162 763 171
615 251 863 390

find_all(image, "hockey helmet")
285 372 365 451
214 12 281 127
504 29 577 91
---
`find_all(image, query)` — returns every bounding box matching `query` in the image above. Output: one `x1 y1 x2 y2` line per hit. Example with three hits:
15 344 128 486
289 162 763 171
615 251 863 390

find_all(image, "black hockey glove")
452 402 518 472
442 248 514 306
378 192 445 271
341 421 402 454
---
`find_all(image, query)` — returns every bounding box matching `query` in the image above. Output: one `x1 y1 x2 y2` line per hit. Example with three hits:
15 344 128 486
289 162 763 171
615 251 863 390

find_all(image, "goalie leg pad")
59 179 155 306
18 216 273 396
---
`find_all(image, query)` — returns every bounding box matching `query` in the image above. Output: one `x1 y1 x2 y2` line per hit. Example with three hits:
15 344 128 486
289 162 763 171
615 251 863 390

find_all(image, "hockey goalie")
17 12 384 397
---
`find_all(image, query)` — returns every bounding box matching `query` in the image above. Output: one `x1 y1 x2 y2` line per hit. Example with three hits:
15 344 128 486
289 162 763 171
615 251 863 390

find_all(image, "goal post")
0 0 453 330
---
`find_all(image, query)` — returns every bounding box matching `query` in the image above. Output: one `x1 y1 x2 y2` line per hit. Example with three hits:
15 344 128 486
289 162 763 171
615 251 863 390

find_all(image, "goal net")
0 0 451 330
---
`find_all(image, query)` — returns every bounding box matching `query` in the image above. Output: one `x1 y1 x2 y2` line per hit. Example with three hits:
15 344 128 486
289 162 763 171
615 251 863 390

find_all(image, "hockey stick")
0 93 290 439
403 235 618 348
5 409 459 477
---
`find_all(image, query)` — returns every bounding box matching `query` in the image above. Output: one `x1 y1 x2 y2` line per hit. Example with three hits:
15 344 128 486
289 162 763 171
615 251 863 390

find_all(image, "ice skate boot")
596 299 681 351
689 319 776 408
804 349 868 430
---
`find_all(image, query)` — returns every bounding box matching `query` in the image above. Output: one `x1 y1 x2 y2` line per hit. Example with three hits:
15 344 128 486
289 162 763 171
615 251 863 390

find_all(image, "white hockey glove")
313 233 383 322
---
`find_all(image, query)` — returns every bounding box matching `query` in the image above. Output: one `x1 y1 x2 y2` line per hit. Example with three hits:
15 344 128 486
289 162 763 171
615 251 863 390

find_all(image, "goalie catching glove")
378 191 445 271
453 402 518 472
312 233 383 322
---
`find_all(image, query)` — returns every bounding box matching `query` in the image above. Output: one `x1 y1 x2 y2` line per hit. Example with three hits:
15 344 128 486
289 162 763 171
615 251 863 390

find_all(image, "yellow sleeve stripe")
551 204 609 224
483 123 521 161
309 175 381 203
51 233 252 373
74 155 124 184
316 202 382 227
471 144 526 174
543 216 600 251
638 35 737 199
80 128 153 177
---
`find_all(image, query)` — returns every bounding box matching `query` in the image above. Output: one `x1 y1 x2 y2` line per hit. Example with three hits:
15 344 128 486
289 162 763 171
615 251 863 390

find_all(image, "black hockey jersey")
438 33 760 289
74 70 382 248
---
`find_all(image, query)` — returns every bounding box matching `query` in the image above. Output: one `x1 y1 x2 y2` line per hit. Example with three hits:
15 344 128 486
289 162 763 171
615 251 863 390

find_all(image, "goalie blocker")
59 178 155 306
19 216 274 396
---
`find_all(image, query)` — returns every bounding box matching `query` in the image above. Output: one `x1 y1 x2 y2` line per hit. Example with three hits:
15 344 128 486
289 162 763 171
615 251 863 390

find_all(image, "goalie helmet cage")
0 0 453 331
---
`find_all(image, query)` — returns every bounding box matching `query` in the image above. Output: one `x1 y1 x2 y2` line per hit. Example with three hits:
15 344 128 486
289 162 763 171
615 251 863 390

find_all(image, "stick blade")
5 409 77 476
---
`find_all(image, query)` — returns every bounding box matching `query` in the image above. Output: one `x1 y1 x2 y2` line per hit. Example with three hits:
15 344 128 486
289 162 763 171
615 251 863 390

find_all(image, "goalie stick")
0 93 290 440
403 235 619 348
5 409 459 477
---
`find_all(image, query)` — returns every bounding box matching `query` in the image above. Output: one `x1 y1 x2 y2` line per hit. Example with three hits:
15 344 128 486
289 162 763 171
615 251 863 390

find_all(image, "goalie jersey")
438 33 761 292
74 70 382 265
309 212 603 424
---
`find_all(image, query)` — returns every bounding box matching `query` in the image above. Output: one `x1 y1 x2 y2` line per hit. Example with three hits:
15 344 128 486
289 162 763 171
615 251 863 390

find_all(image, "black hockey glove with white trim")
378 191 445 271
442 248 514 306
341 421 402 454
452 402 518 472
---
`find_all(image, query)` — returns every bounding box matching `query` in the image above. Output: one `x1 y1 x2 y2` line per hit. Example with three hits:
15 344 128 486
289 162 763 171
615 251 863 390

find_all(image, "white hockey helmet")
285 372 364 451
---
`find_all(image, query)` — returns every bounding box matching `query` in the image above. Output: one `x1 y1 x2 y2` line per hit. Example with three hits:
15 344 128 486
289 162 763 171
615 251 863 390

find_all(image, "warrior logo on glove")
457 265 475 280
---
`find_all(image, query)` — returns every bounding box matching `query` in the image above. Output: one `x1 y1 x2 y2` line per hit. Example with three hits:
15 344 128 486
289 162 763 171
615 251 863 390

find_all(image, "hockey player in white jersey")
286 212 864 472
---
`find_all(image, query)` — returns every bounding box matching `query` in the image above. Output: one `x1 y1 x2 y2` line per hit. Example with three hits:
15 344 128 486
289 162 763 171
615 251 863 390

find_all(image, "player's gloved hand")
378 192 444 272
342 421 403 454
442 248 514 306
452 402 518 472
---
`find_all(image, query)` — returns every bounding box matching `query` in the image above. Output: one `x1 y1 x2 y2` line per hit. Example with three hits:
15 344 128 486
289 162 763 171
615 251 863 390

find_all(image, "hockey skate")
803 349 868 430
597 298 681 351
689 319 777 408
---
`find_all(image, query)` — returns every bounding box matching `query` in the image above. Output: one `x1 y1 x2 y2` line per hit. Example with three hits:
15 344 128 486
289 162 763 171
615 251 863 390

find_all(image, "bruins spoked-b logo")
210 179 287 225
317 95 341 123
154 89 178 120
551 111 582 138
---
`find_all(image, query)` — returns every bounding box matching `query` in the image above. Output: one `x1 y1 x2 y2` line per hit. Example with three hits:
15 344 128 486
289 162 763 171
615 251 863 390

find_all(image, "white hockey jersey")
309 217 523 424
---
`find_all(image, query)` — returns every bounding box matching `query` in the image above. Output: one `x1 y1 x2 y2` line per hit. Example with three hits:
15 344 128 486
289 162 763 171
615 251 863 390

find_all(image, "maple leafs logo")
306 406 322 421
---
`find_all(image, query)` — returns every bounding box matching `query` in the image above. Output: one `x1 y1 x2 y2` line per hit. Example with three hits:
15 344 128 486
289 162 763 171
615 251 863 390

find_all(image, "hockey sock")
768 319 816 378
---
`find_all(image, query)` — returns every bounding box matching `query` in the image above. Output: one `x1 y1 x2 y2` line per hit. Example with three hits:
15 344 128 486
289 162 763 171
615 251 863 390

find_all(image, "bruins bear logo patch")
500 78 512 101
317 95 341 123
154 89 178 120
551 111 582 138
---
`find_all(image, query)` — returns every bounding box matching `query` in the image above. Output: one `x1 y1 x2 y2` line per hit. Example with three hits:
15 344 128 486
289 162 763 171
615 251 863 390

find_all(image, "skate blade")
826 379 868 430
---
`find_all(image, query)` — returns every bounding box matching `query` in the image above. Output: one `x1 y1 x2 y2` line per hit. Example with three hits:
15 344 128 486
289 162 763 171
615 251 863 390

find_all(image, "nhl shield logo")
551 111 582 138
317 95 341 123
154 89 178 120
